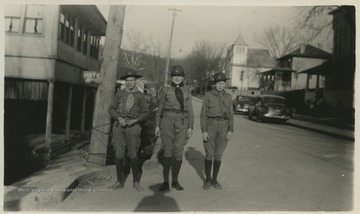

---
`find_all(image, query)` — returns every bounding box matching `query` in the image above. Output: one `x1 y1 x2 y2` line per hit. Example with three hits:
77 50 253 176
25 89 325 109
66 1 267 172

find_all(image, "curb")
286 122 354 141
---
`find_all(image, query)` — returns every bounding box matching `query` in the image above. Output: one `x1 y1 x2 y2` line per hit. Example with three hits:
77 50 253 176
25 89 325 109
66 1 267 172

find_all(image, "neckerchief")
171 82 184 111
124 87 139 115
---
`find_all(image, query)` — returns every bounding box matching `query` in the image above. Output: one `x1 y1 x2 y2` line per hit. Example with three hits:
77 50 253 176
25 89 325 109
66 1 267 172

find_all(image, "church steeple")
233 31 247 46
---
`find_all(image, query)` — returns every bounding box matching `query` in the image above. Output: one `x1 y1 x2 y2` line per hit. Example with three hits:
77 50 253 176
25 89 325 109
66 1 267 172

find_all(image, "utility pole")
88 6 126 168
164 7 182 86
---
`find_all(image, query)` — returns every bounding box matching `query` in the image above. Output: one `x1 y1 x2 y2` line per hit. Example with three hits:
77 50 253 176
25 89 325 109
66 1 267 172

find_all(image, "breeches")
112 123 141 159
160 112 188 161
203 119 228 161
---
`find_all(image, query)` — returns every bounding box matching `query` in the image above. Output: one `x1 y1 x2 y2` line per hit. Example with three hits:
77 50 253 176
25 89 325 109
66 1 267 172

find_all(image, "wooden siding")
5 78 48 101
55 60 82 84
5 5 59 58
5 56 55 80
57 40 101 70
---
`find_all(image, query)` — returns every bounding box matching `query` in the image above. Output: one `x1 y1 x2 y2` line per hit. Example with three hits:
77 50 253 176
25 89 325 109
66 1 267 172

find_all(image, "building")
224 32 274 90
4 5 106 155
261 44 332 93
300 6 355 109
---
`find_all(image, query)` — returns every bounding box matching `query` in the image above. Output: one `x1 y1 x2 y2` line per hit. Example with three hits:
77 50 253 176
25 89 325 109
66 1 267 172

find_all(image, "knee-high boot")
131 158 144 192
212 160 223 189
203 159 212 190
159 156 171 191
109 158 124 189
171 160 184 190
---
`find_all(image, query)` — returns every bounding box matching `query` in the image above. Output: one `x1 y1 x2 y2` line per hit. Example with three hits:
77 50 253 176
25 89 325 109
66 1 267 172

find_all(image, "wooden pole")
45 81 54 153
88 6 126 167
80 88 87 136
65 85 73 141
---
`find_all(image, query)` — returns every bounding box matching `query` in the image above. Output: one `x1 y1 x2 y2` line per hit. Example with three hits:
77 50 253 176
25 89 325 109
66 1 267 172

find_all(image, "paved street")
43 98 354 212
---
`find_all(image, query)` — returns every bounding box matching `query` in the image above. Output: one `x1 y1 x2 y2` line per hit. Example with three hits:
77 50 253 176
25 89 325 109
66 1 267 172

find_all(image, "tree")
182 40 225 94
295 6 355 51
120 30 150 72
254 25 302 60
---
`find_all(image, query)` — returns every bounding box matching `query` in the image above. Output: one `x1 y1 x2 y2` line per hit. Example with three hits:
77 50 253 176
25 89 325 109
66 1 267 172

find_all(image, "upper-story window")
90 36 100 58
83 30 88 55
59 8 75 46
5 5 22 32
236 46 245 54
77 26 83 51
24 5 44 34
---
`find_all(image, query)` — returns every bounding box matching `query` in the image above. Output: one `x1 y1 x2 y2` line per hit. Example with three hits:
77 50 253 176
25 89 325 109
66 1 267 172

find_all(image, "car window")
237 96 251 102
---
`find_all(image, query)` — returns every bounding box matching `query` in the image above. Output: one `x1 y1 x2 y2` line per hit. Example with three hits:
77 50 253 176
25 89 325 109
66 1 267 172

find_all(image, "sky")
96 4 322 58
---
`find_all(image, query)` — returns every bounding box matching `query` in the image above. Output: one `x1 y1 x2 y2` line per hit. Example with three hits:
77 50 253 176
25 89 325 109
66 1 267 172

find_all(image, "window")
83 30 88 55
90 35 94 56
65 15 70 43
77 26 82 51
59 10 65 40
24 5 43 34
236 47 245 54
5 5 22 32
70 17 75 45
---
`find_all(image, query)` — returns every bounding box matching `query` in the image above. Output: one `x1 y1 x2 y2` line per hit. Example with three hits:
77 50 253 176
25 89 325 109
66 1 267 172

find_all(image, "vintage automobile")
232 95 253 114
248 95 291 122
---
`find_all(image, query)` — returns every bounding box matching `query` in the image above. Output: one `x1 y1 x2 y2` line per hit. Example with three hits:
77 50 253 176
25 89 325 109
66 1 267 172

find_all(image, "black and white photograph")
1 0 358 212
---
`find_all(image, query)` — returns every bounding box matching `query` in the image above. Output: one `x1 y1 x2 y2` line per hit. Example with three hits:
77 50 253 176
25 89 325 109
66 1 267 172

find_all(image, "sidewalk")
3 96 355 211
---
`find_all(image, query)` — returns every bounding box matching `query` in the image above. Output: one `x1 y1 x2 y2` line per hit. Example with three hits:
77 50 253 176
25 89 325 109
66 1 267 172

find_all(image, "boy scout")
155 65 194 191
108 69 149 192
200 72 234 190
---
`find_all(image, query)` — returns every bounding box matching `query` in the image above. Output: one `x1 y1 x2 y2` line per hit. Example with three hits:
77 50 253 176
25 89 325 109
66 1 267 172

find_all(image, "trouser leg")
205 159 212 182
116 158 124 183
159 156 172 191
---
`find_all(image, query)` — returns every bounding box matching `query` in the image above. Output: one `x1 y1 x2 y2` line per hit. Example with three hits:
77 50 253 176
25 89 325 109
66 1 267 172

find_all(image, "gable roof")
247 49 274 68
277 44 332 61
233 32 247 46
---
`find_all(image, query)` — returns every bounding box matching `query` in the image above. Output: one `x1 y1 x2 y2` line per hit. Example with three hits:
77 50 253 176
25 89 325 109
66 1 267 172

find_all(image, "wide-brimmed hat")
170 65 185 77
120 69 143 80
213 72 229 84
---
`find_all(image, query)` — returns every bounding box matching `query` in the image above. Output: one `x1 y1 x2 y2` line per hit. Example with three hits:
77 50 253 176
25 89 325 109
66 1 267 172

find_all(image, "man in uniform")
200 72 234 190
155 65 194 191
108 69 149 192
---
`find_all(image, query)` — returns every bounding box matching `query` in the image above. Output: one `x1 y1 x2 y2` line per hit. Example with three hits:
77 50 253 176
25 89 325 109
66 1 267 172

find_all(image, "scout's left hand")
126 119 138 127
186 128 193 139
226 131 232 141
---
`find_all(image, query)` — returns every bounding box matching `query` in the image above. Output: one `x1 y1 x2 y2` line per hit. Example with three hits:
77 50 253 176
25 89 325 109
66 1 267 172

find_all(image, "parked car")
248 95 291 123
233 95 253 114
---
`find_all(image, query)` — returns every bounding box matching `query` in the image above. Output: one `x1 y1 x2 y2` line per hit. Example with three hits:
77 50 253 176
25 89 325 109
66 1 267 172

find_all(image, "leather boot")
171 160 184 191
211 160 223 189
109 158 124 189
131 158 144 192
203 159 212 190
159 156 171 191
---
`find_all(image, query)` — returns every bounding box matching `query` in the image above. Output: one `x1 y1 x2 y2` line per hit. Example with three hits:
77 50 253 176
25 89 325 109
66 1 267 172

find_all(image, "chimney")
300 44 306 54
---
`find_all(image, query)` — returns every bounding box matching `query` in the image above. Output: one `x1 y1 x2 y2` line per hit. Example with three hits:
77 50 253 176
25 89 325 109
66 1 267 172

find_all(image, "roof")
262 67 294 75
64 5 107 36
277 44 332 61
247 49 274 68
233 32 247 46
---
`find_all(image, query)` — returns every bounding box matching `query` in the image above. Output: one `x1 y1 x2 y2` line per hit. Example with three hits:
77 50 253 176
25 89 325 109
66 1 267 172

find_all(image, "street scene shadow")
185 146 205 182
134 184 180 212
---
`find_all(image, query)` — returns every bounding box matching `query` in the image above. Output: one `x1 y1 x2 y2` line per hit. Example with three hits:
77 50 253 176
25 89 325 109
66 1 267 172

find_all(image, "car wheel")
257 112 263 122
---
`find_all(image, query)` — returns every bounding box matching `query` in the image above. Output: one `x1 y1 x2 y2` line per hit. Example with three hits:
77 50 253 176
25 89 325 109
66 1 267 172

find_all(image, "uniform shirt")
155 85 194 129
108 88 149 122
200 90 234 132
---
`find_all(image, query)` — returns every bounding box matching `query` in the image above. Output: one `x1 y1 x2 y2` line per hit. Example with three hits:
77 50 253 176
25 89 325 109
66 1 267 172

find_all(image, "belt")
207 116 227 121
165 109 186 114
